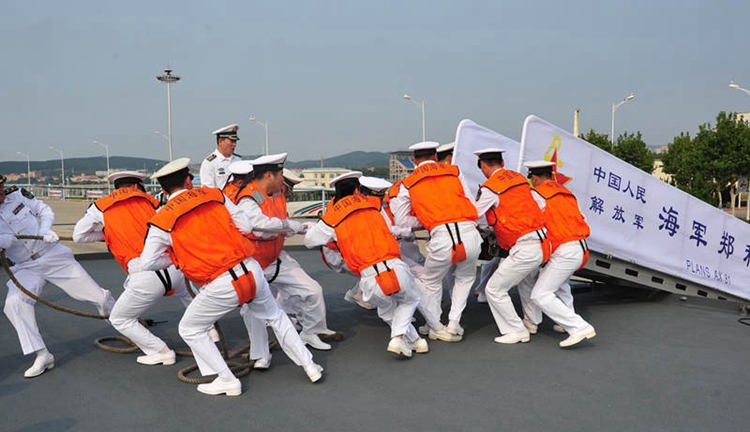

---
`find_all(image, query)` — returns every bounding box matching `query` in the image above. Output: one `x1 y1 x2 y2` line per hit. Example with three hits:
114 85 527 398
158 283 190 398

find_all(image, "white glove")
391 226 415 241
286 219 305 234
127 258 143 274
40 230 59 243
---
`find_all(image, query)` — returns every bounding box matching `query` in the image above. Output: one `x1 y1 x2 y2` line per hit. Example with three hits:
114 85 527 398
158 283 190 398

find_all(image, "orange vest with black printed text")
401 163 477 232
482 169 546 250
533 180 590 252
148 187 254 286
321 194 401 276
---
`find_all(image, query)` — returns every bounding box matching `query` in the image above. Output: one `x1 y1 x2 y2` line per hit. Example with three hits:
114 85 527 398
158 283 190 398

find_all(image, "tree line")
580 111 750 210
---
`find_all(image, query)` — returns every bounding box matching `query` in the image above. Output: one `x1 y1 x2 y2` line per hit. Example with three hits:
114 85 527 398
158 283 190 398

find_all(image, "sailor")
140 158 322 396
73 170 195 366
200 124 242 189
225 154 338 367
436 142 455 164
522 160 596 348
0 175 115 377
390 141 481 340
473 148 551 344
304 172 429 358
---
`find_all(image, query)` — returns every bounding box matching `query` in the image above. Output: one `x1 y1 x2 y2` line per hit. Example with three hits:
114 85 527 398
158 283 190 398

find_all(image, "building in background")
389 150 414 182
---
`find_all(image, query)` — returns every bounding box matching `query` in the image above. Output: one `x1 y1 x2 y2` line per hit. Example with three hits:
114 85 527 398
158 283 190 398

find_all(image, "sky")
1 0 749 165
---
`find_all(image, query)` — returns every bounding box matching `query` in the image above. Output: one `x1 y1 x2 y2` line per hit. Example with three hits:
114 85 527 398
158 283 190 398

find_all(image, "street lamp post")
153 131 170 160
93 140 111 191
403 94 426 142
248 115 269 156
728 81 750 219
156 68 180 161
50 146 65 199
16 151 31 190
611 92 635 148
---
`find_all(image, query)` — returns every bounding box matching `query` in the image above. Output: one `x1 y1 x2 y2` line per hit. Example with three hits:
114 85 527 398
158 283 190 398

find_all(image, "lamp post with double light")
403 94 426 142
156 68 180 162
248 115 269 156
611 92 635 149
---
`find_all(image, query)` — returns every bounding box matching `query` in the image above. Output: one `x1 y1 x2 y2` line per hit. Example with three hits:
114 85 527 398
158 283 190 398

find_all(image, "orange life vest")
232 182 287 270
222 181 240 202
321 194 401 276
533 180 590 252
482 169 546 250
94 188 159 272
148 187 254 286
401 162 478 232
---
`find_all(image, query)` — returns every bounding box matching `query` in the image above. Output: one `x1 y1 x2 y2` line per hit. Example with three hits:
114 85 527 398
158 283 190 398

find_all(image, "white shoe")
300 332 332 351
553 324 567 334
446 320 464 336
253 354 272 370
304 363 324 383
24 353 55 378
409 338 429 354
387 337 413 358
418 325 430 336
428 326 463 343
137 349 176 366
208 327 221 343
197 377 242 396
559 325 596 348
494 330 531 344
522 318 538 335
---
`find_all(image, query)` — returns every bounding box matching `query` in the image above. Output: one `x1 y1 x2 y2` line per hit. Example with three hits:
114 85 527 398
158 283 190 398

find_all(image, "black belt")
266 258 282 284
445 222 463 250
228 260 250 280
154 269 173 295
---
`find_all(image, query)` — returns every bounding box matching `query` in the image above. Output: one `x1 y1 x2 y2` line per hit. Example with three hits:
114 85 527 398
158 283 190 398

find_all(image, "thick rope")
0 249 108 320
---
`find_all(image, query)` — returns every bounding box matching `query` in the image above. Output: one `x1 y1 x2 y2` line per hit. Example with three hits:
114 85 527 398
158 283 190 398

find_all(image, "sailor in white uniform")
0 175 115 378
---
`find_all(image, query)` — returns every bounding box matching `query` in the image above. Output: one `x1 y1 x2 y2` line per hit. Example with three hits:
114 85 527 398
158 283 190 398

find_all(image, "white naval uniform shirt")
199 150 241 189
0 189 56 264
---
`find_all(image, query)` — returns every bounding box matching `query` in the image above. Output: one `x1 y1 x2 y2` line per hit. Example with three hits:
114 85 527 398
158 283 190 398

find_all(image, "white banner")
520 115 750 301
453 119 521 198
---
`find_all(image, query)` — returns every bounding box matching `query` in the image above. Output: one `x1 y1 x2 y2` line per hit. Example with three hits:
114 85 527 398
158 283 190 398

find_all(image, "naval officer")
0 175 115 377
200 124 242 189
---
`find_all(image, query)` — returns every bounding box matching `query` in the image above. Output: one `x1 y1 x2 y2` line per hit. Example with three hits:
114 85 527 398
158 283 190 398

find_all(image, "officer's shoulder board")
21 188 34 199
206 154 217 162
3 185 19 195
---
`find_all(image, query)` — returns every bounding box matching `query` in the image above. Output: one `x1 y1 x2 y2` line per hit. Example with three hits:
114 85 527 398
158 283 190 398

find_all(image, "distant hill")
0 156 167 175
0 151 391 176
286 151 390 169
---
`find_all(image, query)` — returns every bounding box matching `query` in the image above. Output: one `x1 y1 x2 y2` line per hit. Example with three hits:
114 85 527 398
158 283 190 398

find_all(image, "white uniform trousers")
267 250 329 336
359 258 421 342
418 222 481 324
180 258 315 376
517 268 575 326
109 260 191 356
473 257 500 297
3 243 116 355
485 239 543 335
528 241 591 334
245 250 329 361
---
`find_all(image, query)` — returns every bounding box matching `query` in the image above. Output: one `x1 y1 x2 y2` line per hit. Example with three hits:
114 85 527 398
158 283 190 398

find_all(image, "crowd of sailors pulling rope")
0 125 595 397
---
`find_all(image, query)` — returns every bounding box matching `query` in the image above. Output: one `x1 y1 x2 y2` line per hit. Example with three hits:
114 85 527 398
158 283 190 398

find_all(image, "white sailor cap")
409 141 440 152
473 147 506 156
228 160 254 176
330 171 362 188
524 160 556 177
150 157 191 180
250 152 288 172
212 124 240 140
283 168 303 185
436 142 455 154
108 170 147 185
359 176 392 196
